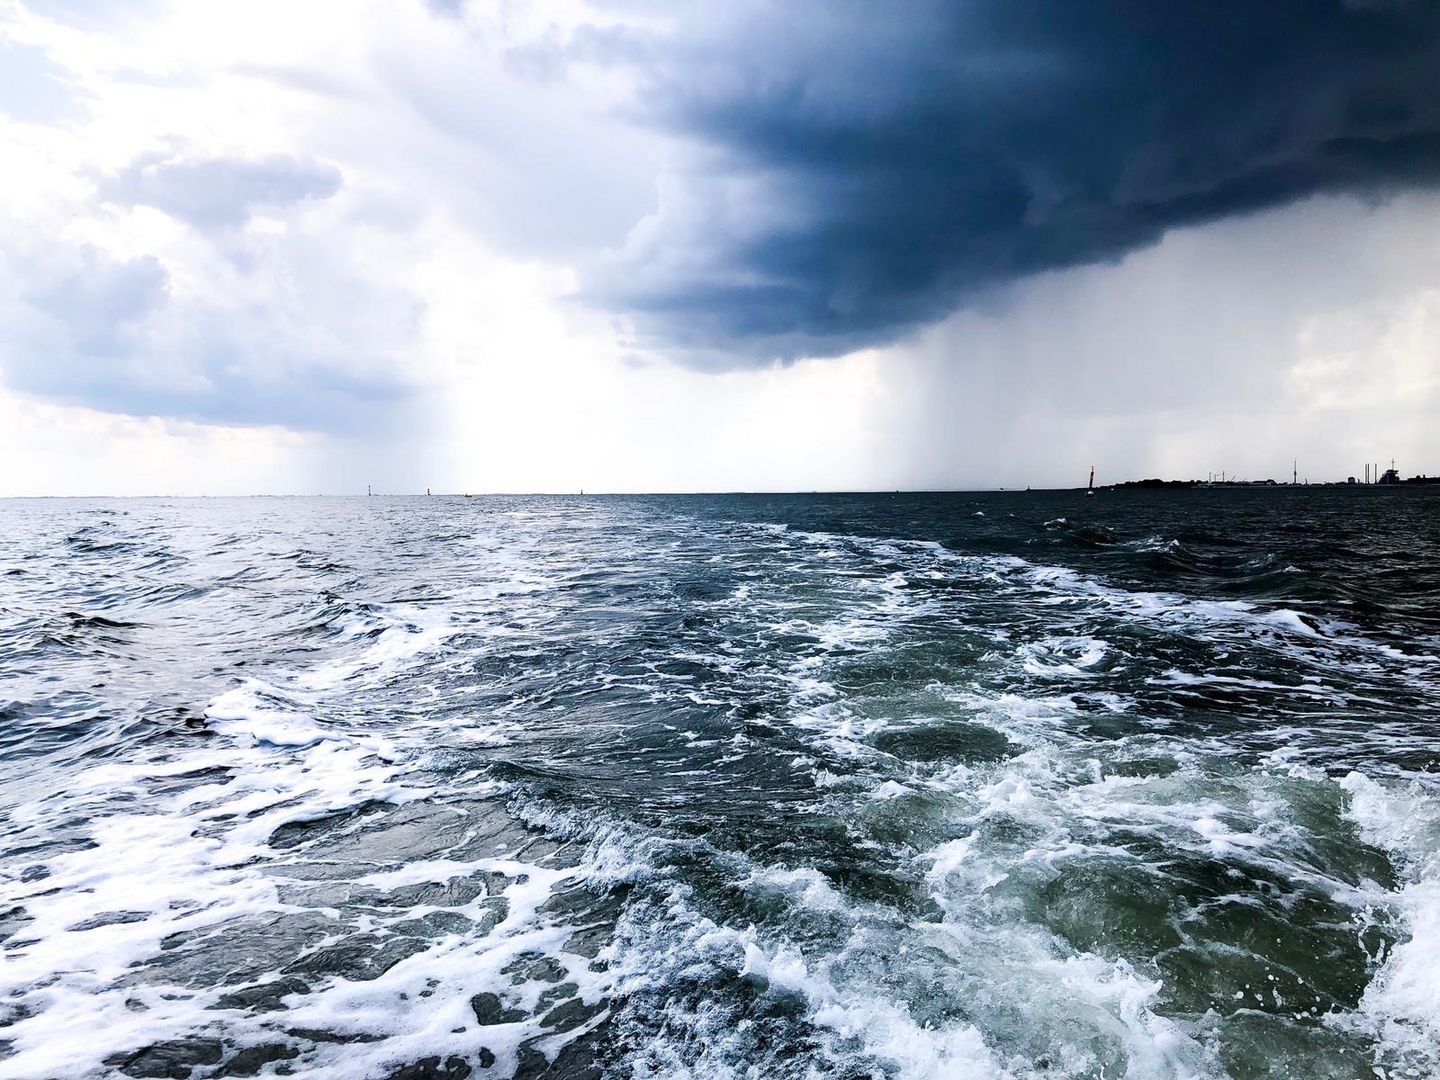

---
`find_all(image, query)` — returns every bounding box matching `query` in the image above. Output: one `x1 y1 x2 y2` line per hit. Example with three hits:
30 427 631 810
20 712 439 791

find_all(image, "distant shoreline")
1086 476 1440 491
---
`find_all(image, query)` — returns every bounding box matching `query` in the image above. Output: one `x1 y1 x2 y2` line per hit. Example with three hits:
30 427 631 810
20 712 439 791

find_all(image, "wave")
2 493 1436 1078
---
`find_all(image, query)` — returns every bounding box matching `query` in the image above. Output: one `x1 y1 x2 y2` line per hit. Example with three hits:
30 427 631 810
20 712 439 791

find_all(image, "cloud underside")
590 0 1440 365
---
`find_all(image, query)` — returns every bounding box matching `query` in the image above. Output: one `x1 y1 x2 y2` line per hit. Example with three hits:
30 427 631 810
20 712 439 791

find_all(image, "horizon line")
1 483 1430 500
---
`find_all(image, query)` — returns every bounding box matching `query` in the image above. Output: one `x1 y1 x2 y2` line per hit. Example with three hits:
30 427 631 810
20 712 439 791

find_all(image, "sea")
1 490 1437 1080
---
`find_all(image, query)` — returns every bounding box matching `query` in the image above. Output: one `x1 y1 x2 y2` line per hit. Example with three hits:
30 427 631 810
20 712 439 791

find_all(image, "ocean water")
1 490 1438 1080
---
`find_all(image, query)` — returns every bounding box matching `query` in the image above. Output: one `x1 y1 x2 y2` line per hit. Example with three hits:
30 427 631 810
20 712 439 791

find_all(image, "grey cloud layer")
102 154 343 229
8 246 415 433
586 0 1440 365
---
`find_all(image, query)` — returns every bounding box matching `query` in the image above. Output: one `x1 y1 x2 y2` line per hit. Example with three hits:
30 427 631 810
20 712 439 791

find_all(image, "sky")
2 0 1439 495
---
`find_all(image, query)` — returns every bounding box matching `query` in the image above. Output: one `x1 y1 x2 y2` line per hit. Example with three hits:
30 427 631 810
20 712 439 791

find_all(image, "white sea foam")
1338 772 1440 1071
0 563 602 1080
207 683 396 758
1016 635 1109 677
298 612 457 691
7 499 1435 1079
608 894 1014 1080
740 865 849 913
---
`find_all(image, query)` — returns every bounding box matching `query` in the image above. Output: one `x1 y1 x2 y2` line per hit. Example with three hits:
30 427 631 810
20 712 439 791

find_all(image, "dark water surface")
1 490 1437 1079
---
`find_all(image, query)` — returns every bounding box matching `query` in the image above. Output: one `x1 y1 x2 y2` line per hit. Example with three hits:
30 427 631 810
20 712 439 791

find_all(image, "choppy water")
2 490 1438 1080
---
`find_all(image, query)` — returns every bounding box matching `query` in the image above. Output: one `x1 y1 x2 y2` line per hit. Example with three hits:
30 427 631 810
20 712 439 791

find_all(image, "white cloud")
100 152 342 228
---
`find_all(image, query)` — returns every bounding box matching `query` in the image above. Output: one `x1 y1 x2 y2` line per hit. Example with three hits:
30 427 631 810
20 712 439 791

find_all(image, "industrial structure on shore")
1079 458 1438 492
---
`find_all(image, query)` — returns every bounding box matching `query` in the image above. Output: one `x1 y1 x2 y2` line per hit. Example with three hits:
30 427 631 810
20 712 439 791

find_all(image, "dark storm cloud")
588 0 1440 365
102 153 342 229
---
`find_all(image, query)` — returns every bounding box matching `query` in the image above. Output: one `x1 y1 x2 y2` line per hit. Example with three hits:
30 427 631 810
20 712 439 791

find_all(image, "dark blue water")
1 490 1437 1079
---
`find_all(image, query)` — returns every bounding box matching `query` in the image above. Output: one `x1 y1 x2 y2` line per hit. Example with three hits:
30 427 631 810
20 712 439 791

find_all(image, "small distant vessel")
1085 466 1095 497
